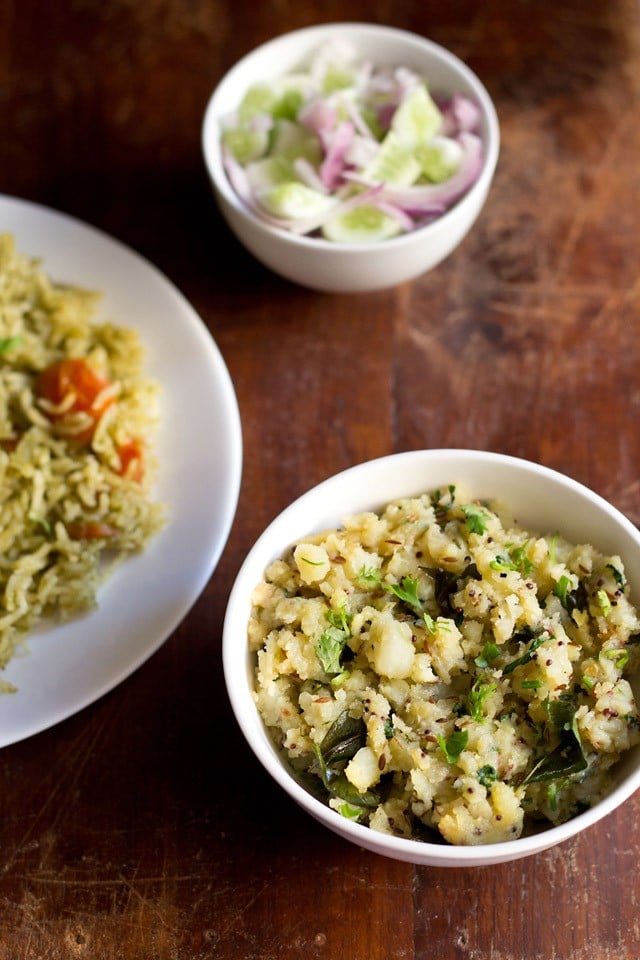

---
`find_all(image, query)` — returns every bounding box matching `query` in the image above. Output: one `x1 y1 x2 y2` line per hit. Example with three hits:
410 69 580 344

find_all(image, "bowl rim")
202 21 501 253
222 448 640 865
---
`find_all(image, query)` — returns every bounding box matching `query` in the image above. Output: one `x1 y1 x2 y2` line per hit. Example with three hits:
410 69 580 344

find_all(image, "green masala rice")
0 233 166 684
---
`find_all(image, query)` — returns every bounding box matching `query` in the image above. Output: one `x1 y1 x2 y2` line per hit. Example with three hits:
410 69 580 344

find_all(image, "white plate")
0 194 243 747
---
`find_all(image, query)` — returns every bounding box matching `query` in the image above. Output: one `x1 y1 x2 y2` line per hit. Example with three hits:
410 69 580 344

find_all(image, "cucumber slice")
391 83 443 148
270 119 323 166
416 135 464 183
257 182 338 220
359 103 384 140
221 125 270 165
245 156 295 192
322 64 357 94
238 77 313 124
361 131 422 186
321 203 403 243
237 83 276 122
271 74 314 120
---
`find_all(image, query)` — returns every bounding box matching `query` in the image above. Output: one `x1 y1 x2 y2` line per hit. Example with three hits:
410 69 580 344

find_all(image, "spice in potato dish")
249 485 640 845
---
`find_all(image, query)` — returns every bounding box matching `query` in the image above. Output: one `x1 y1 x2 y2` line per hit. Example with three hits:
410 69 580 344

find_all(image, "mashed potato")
249 485 640 845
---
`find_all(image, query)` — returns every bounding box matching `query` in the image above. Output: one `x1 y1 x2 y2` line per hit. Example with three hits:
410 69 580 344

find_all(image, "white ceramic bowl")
223 449 640 867
202 23 500 293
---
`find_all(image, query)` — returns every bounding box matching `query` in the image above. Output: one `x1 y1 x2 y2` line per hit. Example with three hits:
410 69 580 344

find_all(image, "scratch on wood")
0 699 123 879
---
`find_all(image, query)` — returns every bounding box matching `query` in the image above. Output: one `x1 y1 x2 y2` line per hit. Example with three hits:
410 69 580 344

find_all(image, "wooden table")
1 1 639 957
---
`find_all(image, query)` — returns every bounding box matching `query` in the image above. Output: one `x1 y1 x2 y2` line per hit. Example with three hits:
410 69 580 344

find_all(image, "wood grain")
1 1 639 957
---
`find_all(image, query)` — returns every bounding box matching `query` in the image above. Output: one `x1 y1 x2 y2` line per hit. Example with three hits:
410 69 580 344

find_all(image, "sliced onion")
220 40 487 242
343 132 484 212
319 120 355 189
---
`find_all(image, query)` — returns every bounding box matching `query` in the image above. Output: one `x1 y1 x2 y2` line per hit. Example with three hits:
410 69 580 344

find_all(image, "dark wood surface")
1 1 640 957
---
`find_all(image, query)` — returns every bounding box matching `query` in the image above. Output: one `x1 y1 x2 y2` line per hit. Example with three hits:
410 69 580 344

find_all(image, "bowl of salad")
202 23 500 293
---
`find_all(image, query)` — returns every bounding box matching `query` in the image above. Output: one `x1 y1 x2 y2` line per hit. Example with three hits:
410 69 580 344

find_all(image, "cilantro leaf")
596 589 612 617
337 802 364 822
326 606 352 634
314 628 347 675
314 606 352 675
385 576 423 613
430 485 456 515
490 554 517 572
606 563 626 590
461 503 489 535
422 612 436 633
468 678 496 722
489 543 534 576
474 642 499 668
553 575 571 608
358 564 381 584
603 648 629 670
477 764 497 788
437 729 469 764
510 541 535 575
554 576 587 614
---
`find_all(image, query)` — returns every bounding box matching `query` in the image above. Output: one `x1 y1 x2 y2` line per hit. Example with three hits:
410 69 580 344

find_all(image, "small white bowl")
222 449 640 867
202 23 500 293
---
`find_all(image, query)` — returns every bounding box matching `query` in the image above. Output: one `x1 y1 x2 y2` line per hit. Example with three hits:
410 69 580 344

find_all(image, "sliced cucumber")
359 103 384 140
257 181 338 220
270 74 314 120
237 83 276 122
416 135 464 183
237 76 314 126
321 64 357 94
361 131 421 186
221 125 270 165
391 83 443 148
321 203 403 243
245 156 295 192
270 119 323 166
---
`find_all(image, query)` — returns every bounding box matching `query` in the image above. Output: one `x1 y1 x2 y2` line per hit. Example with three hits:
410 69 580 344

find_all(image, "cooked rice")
0 233 166 680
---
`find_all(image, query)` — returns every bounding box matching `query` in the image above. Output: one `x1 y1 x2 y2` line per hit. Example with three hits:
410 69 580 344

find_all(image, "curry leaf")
523 695 588 785
319 710 367 767
312 743 379 808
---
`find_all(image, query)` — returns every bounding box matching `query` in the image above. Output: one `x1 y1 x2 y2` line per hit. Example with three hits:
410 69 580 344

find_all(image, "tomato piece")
116 437 144 482
66 521 119 540
36 358 115 443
